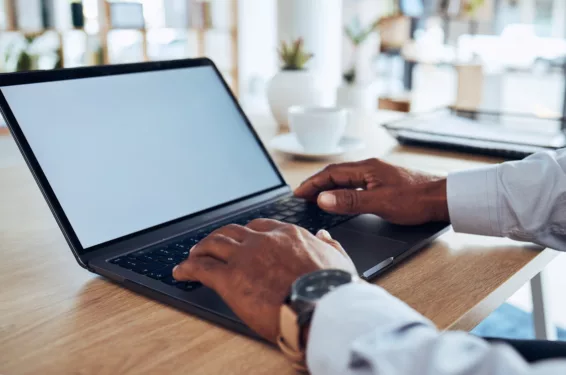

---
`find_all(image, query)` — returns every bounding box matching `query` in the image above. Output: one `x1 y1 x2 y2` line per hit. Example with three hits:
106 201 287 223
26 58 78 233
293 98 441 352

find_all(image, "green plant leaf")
465 0 485 15
351 17 361 34
16 52 33 72
291 38 302 67
297 52 313 68
279 37 313 69
344 15 381 46
280 40 288 60
345 25 357 44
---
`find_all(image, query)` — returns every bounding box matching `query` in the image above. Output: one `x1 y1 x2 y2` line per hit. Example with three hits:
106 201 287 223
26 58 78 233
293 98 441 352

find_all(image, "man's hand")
294 158 449 225
172 219 356 343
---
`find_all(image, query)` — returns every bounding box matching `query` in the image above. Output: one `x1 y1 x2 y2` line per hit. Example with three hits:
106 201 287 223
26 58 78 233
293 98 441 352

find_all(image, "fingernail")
316 229 332 241
172 265 179 275
319 192 336 207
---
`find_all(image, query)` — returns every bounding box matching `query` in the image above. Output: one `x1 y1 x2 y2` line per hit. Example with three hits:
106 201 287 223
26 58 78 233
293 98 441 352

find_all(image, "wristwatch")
277 269 360 372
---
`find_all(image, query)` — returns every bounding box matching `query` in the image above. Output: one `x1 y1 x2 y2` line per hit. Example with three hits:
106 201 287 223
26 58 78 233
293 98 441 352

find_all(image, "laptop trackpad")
328 226 408 279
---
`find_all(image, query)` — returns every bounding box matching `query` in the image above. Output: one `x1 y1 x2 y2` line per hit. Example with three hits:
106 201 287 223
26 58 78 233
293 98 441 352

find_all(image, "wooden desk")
0 111 559 375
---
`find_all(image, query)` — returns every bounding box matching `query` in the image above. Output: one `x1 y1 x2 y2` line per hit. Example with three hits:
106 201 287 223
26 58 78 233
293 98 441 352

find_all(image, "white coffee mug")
288 106 348 153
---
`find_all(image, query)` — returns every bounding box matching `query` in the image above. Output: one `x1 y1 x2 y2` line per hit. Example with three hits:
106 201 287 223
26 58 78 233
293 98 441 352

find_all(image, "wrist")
278 270 358 370
301 322 311 349
421 178 449 222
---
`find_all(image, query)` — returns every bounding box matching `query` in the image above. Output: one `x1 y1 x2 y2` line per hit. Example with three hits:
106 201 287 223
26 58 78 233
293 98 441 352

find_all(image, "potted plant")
266 38 324 130
3 34 63 72
463 0 486 35
463 0 486 16
3 36 40 72
337 16 382 110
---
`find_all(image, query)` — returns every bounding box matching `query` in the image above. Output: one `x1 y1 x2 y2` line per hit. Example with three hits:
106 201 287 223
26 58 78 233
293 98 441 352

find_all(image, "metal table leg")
531 271 557 340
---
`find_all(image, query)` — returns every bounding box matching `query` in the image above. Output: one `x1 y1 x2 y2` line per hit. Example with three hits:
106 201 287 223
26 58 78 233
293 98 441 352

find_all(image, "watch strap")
277 304 308 372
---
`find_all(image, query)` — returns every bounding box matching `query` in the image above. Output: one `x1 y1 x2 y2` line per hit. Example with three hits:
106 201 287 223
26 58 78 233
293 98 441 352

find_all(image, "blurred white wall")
552 0 566 39
238 0 277 102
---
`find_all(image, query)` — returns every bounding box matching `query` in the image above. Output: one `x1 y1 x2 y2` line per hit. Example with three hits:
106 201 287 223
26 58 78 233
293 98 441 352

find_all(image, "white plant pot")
266 70 325 130
336 84 376 111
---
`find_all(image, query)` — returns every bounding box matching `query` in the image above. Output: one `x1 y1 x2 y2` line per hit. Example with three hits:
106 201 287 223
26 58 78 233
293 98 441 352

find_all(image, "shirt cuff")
306 283 435 375
447 165 502 237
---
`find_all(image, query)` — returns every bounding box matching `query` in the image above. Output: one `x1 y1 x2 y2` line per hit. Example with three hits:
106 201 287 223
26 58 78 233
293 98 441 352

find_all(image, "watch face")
294 269 353 301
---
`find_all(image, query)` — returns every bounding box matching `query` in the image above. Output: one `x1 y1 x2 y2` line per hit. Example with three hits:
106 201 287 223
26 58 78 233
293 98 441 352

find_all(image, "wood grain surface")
0 111 558 375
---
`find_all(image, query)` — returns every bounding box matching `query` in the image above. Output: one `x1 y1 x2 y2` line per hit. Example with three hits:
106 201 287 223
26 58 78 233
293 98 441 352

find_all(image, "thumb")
173 256 226 289
318 189 378 215
316 229 342 250
316 229 349 258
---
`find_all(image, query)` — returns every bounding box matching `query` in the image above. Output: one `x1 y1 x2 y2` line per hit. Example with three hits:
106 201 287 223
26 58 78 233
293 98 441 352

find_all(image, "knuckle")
365 158 380 167
187 260 214 285
327 238 341 247
197 258 217 272
337 191 358 210
195 233 228 249
290 225 303 236
330 240 345 251
206 234 235 250
186 259 200 273
208 234 229 244
177 259 197 277
223 223 242 231
281 223 300 235
189 243 205 256
324 163 338 172
249 218 271 226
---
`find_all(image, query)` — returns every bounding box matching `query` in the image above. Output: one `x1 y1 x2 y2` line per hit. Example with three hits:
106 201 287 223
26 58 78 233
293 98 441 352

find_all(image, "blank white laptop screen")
1 66 282 248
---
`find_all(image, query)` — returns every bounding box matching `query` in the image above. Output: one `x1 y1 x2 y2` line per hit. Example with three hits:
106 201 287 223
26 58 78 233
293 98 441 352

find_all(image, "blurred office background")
1 0 565 117
1 0 566 339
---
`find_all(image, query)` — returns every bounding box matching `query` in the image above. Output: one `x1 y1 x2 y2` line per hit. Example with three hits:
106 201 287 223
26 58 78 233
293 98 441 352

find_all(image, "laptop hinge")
138 189 293 247
84 185 292 263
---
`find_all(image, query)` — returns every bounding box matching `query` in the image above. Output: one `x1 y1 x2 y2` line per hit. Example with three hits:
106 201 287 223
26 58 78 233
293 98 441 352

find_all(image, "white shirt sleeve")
306 149 566 375
447 149 566 251
307 283 566 375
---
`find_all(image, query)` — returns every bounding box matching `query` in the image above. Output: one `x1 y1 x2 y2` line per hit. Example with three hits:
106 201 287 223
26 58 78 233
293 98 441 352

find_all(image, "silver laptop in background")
384 107 566 160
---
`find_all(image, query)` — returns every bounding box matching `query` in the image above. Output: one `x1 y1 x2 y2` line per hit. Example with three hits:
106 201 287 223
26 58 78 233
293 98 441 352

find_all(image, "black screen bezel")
0 58 287 255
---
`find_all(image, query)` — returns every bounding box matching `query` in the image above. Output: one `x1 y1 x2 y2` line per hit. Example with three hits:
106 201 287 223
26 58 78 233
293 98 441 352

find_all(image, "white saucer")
269 133 365 160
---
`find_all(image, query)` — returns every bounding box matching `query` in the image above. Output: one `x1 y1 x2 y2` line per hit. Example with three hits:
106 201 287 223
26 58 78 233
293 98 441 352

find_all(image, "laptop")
384 108 566 160
0 59 449 338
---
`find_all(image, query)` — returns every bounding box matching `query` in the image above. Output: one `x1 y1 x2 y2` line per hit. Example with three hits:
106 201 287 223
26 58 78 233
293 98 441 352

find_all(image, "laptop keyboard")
109 197 354 291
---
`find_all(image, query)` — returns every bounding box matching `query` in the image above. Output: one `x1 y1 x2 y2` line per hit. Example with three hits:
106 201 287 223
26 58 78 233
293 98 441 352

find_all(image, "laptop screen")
1 66 283 249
